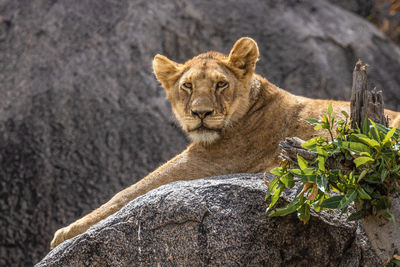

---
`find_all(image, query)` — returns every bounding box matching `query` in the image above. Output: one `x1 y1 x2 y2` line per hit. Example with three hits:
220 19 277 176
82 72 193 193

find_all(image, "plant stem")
328 128 334 142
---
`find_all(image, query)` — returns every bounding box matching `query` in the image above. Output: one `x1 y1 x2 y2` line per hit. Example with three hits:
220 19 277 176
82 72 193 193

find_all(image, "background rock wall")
1 0 400 265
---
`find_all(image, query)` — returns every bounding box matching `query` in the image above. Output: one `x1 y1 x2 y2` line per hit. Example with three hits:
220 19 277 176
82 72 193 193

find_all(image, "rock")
35 174 381 266
371 0 400 46
328 0 377 17
0 1 189 265
362 194 400 262
328 0 400 46
1 0 400 265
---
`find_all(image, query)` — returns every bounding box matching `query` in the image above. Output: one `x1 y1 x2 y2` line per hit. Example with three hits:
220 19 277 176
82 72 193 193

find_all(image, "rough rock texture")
1 0 400 266
329 0 400 46
371 0 400 46
0 1 190 266
362 194 400 262
36 174 381 267
328 0 377 17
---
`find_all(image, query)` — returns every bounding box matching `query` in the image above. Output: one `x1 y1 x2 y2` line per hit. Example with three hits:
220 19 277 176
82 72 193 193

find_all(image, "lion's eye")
182 82 192 90
216 81 228 89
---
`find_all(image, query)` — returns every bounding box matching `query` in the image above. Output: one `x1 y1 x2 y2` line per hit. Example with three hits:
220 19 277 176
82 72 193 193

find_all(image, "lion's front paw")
50 221 90 249
50 226 70 249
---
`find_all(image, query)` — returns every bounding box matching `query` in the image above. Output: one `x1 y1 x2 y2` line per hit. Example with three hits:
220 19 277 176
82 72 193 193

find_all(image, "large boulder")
328 0 400 46
328 0 377 17
36 174 381 266
1 0 400 265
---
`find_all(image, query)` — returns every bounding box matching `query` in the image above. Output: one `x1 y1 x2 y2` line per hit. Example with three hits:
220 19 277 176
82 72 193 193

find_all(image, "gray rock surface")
362 194 400 262
36 174 381 267
1 0 400 266
328 0 377 17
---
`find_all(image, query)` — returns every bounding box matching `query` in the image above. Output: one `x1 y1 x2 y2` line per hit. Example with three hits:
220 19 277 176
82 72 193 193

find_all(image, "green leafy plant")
386 250 400 267
266 103 400 224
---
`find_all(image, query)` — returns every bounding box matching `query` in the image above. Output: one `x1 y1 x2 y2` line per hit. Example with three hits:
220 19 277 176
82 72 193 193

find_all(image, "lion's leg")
50 147 215 249
50 187 133 249
392 114 400 129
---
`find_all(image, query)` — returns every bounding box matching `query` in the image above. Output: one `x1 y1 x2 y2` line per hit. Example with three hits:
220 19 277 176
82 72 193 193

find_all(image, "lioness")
50 37 400 249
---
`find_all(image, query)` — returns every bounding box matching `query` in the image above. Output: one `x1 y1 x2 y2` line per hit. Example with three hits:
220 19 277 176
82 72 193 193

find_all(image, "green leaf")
265 177 279 199
280 173 294 187
288 168 303 176
288 168 318 183
363 184 374 194
322 114 328 124
268 184 285 210
289 167 315 176
328 102 333 118
270 167 284 177
353 156 375 167
314 124 324 131
359 151 371 157
381 168 388 182
362 116 370 135
269 198 300 217
297 154 308 170
302 137 320 149
302 118 319 125
316 146 328 157
313 194 326 212
298 203 311 223
353 134 381 150
348 210 366 221
338 190 358 211
317 175 328 193
363 176 381 184
341 110 349 119
357 187 371 200
376 123 400 139
382 127 397 145
369 120 381 142
357 169 368 182
320 195 344 209
391 259 400 266
317 155 326 172
349 171 355 183
341 141 372 154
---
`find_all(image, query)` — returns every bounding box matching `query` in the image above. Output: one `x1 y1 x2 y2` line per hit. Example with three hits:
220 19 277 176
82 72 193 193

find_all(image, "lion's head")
153 37 259 144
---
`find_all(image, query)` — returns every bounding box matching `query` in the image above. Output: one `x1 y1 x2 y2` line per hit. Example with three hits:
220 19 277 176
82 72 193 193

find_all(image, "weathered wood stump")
350 60 388 129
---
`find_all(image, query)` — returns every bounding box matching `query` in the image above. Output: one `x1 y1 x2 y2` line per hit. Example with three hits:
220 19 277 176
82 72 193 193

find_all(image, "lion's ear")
153 54 183 89
227 37 259 78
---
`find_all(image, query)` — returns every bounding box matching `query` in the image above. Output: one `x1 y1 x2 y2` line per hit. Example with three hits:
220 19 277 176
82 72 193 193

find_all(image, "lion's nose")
191 109 214 119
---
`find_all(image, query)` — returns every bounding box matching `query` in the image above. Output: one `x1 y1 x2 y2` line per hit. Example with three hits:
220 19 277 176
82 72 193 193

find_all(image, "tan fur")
50 37 400 249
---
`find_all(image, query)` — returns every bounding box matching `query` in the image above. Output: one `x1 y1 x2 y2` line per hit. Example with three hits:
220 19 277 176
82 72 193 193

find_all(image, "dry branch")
278 137 353 172
278 137 315 162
